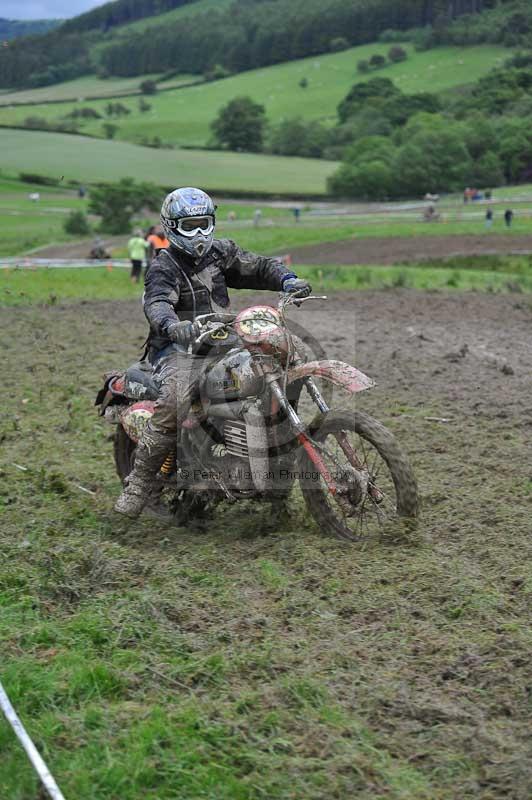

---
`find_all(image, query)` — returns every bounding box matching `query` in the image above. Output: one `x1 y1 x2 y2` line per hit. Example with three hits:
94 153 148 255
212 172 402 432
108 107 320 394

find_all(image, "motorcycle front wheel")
298 410 418 542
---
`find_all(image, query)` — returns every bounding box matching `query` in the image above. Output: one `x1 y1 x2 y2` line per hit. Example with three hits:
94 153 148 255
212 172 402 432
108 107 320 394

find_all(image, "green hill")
0 0 511 90
0 44 509 148
0 128 337 195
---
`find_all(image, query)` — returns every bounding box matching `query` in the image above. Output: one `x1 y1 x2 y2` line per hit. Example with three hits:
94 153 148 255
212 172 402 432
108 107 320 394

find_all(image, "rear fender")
287 360 374 394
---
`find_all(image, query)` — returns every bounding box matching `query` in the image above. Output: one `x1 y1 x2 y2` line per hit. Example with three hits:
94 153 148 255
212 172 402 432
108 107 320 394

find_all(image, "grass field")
0 130 337 197
0 44 510 146
0 74 198 106
4 170 532 259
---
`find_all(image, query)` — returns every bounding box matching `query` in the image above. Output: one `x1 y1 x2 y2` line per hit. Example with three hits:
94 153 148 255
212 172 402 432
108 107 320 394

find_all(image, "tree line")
329 53 532 198
0 0 508 89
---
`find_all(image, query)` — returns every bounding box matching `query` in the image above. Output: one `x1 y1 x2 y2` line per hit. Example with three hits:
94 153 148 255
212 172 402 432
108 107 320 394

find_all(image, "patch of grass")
0 267 140 305
0 177 91 256
4 260 530 307
0 129 337 196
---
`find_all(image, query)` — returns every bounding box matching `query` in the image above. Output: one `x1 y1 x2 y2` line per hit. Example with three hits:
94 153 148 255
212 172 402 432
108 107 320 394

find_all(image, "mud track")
2 289 531 798
288 234 532 265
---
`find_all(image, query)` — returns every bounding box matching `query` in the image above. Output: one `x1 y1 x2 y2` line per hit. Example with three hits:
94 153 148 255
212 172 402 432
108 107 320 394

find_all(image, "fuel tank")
200 349 264 401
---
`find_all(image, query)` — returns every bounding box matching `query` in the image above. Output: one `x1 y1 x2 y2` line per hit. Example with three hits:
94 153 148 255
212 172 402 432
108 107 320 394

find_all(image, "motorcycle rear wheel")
298 410 418 542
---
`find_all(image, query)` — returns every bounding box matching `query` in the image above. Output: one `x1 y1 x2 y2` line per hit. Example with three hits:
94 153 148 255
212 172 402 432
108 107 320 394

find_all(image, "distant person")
228 211 236 222
463 187 471 204
90 237 110 260
253 208 262 227
485 208 493 229
504 209 514 228
423 204 440 222
485 189 492 201
147 225 170 263
292 207 301 223
128 229 149 284
78 185 86 198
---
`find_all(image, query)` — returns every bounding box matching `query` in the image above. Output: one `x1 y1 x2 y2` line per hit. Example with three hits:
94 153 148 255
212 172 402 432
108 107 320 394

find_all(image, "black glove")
282 277 312 297
166 320 200 347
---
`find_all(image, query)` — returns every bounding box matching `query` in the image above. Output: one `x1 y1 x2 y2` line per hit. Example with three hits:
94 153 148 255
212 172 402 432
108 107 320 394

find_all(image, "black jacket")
143 238 294 353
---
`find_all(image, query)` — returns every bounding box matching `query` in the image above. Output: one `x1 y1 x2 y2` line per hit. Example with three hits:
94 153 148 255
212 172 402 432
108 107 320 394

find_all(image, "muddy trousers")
115 349 207 516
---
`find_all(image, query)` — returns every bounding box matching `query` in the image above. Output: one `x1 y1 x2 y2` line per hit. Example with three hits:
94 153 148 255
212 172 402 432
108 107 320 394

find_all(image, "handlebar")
190 293 327 350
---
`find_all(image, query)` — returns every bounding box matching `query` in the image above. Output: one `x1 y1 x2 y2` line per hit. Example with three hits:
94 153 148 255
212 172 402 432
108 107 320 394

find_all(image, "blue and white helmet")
160 187 216 259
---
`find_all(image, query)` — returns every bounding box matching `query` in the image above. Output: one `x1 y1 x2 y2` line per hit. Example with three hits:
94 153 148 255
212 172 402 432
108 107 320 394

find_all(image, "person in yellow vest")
127 229 149 284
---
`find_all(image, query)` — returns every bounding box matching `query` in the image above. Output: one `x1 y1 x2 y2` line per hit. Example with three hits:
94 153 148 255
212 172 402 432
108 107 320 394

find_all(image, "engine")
200 349 265 401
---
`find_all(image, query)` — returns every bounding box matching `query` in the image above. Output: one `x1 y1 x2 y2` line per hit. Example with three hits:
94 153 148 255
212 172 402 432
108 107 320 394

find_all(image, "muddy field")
1 290 531 799
289 233 532 265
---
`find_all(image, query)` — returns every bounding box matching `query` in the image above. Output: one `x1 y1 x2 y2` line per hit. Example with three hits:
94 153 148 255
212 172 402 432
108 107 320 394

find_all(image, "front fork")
271 376 382 507
268 378 338 496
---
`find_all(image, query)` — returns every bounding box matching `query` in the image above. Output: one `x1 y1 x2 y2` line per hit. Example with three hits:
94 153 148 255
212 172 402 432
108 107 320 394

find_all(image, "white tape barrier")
0 679 66 800
0 259 131 270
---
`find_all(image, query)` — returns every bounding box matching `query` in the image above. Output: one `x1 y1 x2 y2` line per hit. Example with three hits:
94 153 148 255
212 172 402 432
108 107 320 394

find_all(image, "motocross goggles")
164 215 215 237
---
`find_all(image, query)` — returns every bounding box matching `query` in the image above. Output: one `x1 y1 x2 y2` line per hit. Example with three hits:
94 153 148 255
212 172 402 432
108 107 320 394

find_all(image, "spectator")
485 208 493 229
147 225 170 264
504 209 514 228
292 207 301 223
253 209 262 227
128 228 149 284
78 185 86 198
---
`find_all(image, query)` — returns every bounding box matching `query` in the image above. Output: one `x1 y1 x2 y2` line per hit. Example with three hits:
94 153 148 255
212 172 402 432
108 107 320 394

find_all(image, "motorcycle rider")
115 187 312 517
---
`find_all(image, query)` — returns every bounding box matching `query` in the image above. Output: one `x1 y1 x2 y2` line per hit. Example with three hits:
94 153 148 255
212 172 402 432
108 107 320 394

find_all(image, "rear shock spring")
160 452 176 475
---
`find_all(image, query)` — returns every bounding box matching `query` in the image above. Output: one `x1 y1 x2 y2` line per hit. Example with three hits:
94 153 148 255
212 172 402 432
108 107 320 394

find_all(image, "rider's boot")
114 423 174 518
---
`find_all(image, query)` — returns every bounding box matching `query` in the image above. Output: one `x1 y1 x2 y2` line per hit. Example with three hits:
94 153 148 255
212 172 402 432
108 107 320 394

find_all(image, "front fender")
287 360 374 394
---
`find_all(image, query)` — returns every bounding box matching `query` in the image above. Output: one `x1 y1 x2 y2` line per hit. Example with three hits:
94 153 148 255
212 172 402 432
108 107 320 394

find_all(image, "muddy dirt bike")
96 293 418 541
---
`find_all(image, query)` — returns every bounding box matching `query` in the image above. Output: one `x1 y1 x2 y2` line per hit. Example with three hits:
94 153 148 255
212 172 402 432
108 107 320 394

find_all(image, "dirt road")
33 232 532 265
287 233 532 265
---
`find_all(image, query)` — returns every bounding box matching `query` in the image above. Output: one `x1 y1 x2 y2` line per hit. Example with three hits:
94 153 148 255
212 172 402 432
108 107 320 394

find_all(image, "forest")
0 0 516 89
